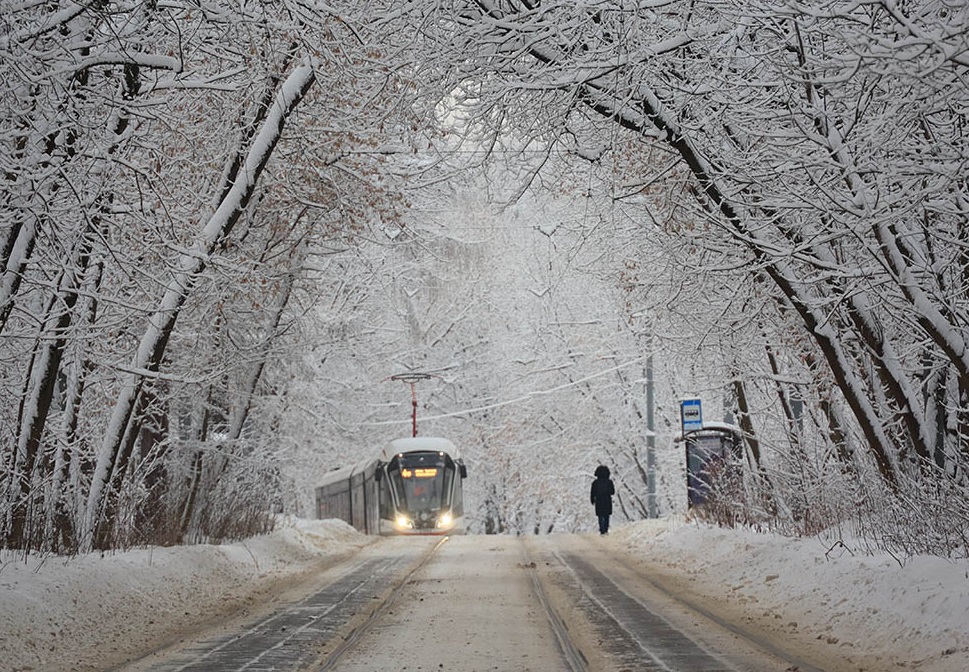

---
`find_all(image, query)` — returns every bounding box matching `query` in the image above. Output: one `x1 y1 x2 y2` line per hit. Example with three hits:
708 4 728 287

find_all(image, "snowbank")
0 518 371 672
612 518 969 671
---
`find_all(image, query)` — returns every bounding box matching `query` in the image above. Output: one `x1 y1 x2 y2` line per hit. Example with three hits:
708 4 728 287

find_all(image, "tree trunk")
6 230 92 550
83 60 317 551
0 217 37 334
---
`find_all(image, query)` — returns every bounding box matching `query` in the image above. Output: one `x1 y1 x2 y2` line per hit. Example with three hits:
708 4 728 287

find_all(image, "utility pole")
646 352 657 518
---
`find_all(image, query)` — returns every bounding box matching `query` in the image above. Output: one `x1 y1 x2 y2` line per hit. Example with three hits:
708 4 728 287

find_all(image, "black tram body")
316 437 467 535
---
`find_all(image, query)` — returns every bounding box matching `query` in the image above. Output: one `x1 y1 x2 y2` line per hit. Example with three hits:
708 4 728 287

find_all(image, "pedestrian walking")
590 465 615 535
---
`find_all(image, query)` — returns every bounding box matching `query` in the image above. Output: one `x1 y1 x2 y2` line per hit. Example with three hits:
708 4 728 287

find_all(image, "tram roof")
316 462 359 487
379 436 460 461
316 436 462 488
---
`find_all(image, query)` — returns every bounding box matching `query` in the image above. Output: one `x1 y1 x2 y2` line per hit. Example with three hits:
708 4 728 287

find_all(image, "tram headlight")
396 515 413 530
436 512 453 528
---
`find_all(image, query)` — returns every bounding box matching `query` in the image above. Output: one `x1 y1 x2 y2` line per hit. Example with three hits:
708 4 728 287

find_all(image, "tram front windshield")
388 451 453 515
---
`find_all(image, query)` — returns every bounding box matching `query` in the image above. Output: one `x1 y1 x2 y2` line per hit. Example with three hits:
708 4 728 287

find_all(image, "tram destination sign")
680 398 703 432
401 467 438 478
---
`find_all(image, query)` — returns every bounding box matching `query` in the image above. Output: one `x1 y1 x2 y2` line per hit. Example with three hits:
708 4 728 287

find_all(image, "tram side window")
378 471 393 519
451 473 463 517
387 465 407 511
442 468 454 509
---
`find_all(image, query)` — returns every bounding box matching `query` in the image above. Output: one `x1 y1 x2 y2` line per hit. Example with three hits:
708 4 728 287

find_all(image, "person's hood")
594 465 610 479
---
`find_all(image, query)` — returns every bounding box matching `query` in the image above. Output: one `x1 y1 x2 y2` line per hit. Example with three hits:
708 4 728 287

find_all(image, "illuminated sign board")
401 468 438 478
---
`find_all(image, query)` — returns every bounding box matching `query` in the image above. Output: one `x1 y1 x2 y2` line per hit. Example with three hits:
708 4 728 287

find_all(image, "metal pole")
646 351 656 518
410 382 418 437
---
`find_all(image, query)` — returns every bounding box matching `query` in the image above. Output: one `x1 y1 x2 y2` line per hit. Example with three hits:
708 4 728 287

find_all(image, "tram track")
581 546 826 672
527 535 823 672
317 534 588 671
116 533 827 672
117 537 442 672
314 536 449 671
552 548 733 671
518 542 589 672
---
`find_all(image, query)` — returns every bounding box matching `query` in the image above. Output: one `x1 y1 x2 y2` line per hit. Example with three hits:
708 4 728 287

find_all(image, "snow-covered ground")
0 519 372 672
1 517 967 671
613 521 969 671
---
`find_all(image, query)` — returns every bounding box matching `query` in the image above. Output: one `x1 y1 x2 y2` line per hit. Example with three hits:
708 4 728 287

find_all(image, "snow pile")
613 518 969 671
0 518 370 672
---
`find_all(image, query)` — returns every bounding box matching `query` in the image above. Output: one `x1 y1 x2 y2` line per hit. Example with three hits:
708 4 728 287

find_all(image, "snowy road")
113 532 839 672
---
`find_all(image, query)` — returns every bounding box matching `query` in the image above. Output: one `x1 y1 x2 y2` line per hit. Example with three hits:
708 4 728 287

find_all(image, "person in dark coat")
590 465 615 535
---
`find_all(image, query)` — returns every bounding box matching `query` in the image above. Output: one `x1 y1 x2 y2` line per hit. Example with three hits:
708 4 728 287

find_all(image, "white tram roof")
316 461 360 487
316 436 461 488
379 436 460 461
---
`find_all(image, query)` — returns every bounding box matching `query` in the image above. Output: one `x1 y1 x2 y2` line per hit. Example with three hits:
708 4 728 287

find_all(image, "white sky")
1 517 966 671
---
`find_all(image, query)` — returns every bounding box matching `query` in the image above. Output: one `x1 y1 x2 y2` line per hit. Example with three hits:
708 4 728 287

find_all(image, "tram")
316 436 468 535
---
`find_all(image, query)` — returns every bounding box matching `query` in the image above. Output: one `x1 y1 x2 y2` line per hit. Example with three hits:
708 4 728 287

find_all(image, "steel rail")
314 535 450 671
519 542 589 672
